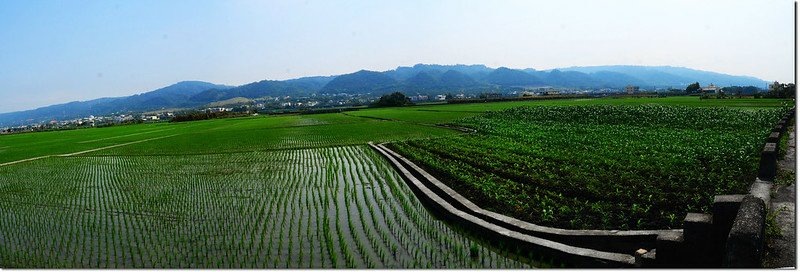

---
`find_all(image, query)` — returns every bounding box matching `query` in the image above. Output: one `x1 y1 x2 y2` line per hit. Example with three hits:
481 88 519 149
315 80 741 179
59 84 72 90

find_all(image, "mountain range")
0 64 769 126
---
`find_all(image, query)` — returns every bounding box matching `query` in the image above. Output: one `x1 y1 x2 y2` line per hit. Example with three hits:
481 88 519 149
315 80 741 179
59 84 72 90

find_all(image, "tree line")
684 81 795 99
170 111 252 122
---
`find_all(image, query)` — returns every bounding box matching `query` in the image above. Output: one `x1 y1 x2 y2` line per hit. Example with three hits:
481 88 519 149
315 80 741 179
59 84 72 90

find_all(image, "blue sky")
0 0 794 113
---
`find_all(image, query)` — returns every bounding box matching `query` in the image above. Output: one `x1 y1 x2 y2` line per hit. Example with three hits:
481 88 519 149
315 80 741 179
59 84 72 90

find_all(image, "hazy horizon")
0 0 794 113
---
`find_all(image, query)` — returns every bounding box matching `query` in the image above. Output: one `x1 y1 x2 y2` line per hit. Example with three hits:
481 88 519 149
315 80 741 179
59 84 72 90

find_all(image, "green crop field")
0 111 540 268
0 113 457 162
0 123 176 164
0 96 792 267
389 104 789 230
0 145 538 268
0 96 789 162
347 96 790 125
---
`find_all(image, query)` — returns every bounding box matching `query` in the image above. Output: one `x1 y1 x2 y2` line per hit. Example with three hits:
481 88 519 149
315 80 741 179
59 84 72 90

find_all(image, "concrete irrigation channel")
370 143 662 267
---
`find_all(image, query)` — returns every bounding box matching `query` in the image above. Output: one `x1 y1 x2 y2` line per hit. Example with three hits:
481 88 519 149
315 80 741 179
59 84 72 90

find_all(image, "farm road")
0 134 179 167
76 127 176 144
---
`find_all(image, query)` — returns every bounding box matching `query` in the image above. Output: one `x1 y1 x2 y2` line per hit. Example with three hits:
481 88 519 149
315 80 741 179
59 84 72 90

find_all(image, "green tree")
765 82 795 98
371 92 413 107
685 82 701 94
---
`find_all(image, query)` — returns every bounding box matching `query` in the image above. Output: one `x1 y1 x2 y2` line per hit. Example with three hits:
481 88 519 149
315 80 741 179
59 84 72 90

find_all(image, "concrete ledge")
683 213 712 241
767 132 781 143
713 195 745 234
682 213 715 267
749 178 773 206
758 143 778 181
655 231 684 267
712 195 745 266
373 143 674 254
724 195 767 268
369 143 635 267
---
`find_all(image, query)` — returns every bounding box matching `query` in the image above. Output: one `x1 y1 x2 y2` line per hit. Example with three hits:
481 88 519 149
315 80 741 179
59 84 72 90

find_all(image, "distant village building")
434 94 447 101
154 112 175 120
409 95 429 102
529 87 560 96
625 85 640 94
207 107 232 113
701 84 721 94
483 93 502 99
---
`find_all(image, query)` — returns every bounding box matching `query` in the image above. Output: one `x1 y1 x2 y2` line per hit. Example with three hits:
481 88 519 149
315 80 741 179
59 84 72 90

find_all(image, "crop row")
0 146 531 268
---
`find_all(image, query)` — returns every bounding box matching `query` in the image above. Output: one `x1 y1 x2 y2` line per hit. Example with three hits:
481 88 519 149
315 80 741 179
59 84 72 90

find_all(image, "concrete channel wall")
370 143 639 267
374 143 677 254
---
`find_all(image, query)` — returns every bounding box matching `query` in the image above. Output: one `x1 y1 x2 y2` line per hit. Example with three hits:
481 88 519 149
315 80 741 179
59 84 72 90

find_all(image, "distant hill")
0 81 232 126
204 97 253 108
588 71 648 88
558 65 767 88
0 64 771 126
120 81 234 111
439 70 478 88
539 70 598 88
484 67 544 86
320 70 397 94
384 64 494 81
189 76 333 104
402 72 440 91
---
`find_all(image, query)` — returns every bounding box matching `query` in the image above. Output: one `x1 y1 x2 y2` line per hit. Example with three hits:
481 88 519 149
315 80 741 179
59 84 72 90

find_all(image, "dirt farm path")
0 134 179 167
764 124 796 268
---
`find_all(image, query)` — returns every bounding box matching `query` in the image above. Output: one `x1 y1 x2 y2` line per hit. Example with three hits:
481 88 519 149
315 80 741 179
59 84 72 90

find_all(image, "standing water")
0 145 543 268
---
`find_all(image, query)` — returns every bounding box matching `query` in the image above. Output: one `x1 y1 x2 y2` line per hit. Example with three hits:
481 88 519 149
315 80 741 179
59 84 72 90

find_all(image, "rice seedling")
0 124 541 268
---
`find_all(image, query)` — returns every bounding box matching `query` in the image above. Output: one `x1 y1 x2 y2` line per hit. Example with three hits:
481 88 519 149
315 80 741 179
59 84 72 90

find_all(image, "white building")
701 84 721 94
207 107 232 113
409 95 429 102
